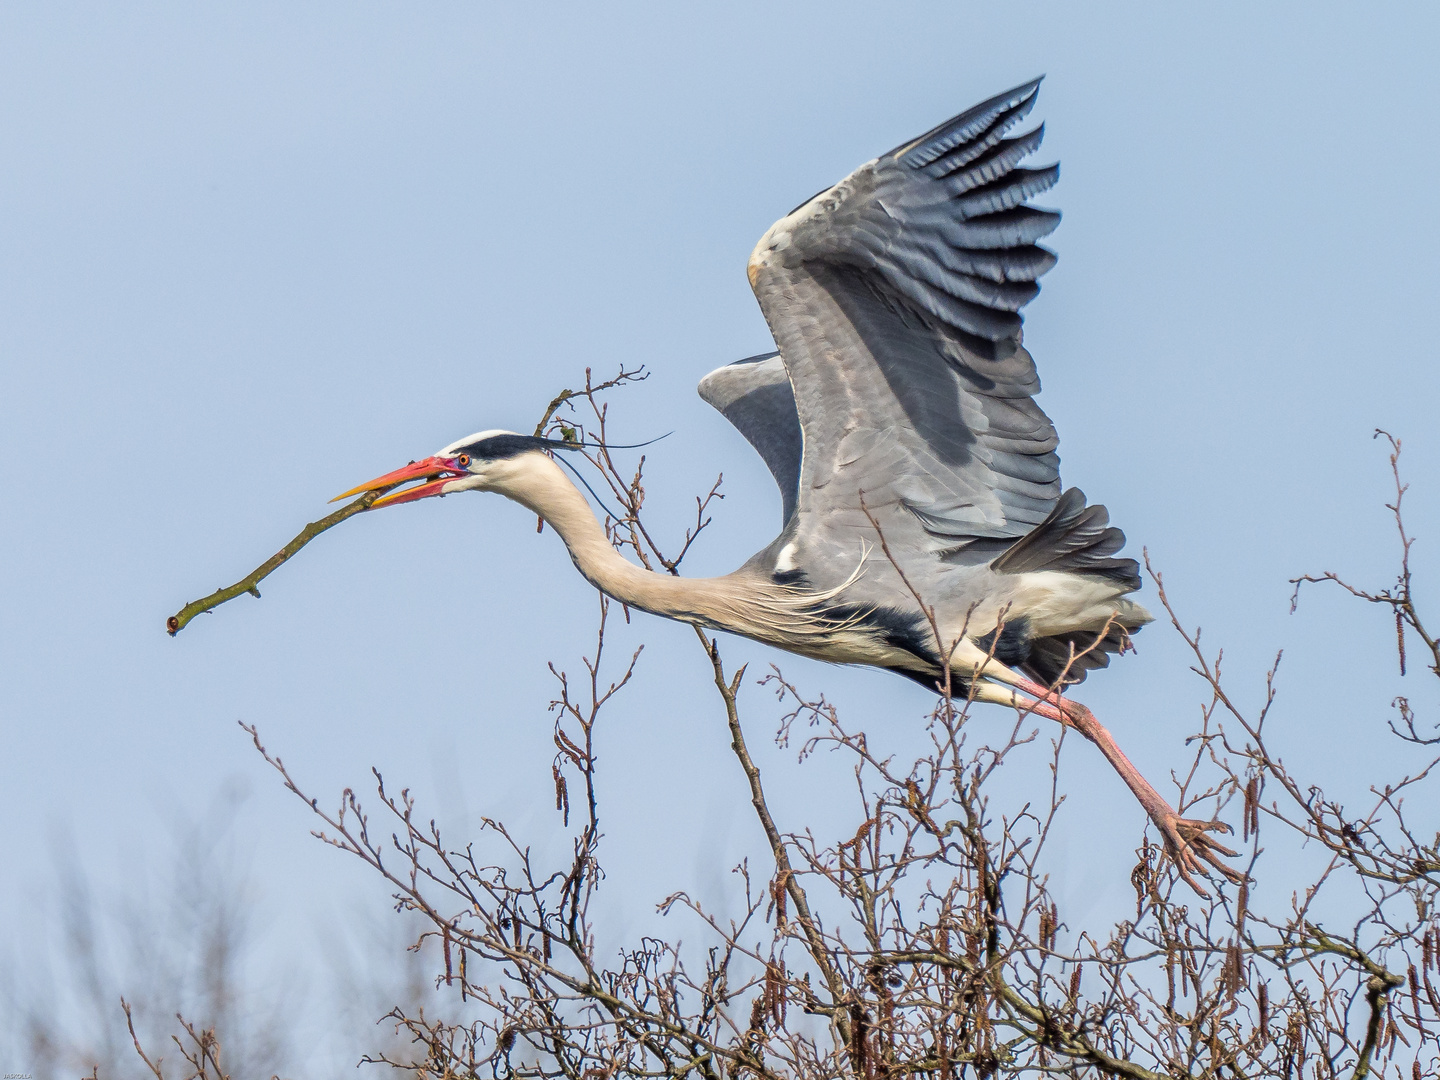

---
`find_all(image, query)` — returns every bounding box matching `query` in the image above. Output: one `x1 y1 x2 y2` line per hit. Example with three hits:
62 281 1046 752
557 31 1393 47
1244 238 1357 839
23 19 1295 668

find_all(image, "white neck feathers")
491 454 718 622
488 453 858 652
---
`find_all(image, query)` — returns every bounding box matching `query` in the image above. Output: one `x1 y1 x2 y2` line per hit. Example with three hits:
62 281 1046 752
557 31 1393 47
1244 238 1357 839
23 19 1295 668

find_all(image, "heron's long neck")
498 455 728 622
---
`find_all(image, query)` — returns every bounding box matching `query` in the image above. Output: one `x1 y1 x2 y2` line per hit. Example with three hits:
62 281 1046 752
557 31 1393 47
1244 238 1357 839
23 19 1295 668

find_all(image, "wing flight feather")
736 79 1066 587
698 352 803 526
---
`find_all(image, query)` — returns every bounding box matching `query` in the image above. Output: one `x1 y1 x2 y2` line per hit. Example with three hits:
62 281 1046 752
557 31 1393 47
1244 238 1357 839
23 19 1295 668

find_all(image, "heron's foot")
1155 811 1245 897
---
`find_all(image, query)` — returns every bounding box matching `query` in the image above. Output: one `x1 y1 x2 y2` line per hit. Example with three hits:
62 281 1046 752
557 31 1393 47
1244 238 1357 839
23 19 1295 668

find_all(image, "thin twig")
694 625 852 1045
165 485 398 636
168 365 648 636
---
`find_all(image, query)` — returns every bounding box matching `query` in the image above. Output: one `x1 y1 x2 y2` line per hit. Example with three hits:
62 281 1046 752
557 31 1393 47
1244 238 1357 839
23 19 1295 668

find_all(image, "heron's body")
455 448 1145 692
342 81 1241 891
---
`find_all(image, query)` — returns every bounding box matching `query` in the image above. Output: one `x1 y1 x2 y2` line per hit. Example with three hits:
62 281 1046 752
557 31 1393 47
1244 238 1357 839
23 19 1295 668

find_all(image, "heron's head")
334 429 565 508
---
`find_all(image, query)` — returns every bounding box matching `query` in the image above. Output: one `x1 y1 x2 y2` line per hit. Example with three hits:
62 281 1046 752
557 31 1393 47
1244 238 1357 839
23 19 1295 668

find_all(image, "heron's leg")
966 672 1242 894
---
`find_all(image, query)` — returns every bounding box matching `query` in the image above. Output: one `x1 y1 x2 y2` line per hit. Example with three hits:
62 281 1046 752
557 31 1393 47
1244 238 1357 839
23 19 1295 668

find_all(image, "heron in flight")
339 80 1239 890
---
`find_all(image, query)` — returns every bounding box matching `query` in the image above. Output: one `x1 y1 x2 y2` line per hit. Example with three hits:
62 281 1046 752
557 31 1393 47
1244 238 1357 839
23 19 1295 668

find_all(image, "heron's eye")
457 454 471 468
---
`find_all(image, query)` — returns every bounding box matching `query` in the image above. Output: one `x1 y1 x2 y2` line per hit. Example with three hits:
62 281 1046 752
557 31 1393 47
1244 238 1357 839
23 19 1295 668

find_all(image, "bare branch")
165 485 397 635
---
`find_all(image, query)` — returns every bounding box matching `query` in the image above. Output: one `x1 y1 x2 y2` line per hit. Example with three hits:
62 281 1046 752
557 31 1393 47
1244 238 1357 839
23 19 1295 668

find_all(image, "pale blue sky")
3 1 1438 1066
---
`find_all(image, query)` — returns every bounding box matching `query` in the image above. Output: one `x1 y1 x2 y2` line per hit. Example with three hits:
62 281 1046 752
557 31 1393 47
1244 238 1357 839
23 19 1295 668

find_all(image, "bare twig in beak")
165 485 399 636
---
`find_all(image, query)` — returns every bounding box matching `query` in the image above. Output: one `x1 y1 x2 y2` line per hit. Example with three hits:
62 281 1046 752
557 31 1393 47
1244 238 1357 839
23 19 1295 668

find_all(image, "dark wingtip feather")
949 206 1061 249
990 488 1141 590
954 164 1061 220
898 78 1044 169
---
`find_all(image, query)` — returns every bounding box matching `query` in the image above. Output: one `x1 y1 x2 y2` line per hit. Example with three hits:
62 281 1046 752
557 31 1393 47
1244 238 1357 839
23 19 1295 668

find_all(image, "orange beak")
333 455 469 509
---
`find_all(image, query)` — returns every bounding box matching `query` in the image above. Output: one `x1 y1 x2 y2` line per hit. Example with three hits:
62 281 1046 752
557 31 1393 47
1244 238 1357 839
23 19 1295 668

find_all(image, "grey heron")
339 80 1240 891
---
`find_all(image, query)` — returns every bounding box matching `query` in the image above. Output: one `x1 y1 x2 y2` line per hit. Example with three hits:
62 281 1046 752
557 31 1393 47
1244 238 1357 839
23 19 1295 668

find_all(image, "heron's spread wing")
698 352 803 526
747 79 1064 576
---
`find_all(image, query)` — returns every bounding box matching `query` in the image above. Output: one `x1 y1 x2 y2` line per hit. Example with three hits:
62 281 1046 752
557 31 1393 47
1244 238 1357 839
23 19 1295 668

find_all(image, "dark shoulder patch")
826 604 938 668
771 567 810 587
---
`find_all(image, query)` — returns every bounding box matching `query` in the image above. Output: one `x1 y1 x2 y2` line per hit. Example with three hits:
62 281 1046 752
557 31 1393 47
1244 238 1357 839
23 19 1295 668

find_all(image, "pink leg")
1010 675 1242 895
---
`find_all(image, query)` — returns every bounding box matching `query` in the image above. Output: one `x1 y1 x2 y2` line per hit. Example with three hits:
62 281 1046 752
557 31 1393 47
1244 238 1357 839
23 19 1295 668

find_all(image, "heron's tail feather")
990 488 1140 591
1025 623 1135 689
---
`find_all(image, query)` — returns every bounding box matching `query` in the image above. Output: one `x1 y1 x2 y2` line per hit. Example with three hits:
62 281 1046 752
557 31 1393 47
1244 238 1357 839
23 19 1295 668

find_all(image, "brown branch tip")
166 365 648 637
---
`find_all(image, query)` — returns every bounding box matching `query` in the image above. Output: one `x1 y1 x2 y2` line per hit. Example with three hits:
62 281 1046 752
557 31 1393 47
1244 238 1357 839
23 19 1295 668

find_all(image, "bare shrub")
12 790 296 1080
135 382 1440 1077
